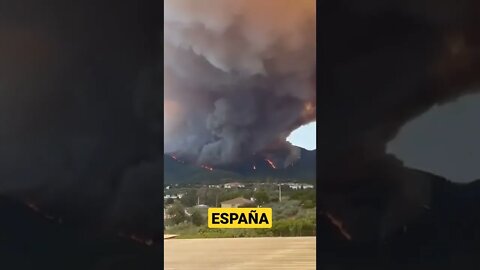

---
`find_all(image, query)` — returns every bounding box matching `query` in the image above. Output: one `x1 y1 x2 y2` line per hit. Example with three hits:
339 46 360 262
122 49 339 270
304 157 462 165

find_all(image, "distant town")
164 181 316 238
165 181 313 199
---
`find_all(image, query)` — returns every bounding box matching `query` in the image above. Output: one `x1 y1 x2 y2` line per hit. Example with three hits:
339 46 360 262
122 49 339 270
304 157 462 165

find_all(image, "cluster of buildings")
281 182 314 190
164 196 255 223
209 182 313 190
164 181 314 223
164 193 185 200
223 182 246 189
207 182 246 189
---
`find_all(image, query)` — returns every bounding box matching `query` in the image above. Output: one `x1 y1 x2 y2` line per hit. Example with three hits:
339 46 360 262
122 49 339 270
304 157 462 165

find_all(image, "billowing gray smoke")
0 0 163 235
316 0 480 246
1 0 478 241
163 0 316 167
317 0 480 183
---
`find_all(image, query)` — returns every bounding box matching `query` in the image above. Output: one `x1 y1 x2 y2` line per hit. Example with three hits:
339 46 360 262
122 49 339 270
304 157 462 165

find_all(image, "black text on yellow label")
208 208 272 228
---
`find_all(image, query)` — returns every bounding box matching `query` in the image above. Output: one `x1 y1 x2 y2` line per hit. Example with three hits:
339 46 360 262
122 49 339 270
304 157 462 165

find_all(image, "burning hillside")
265 159 277 170
164 146 316 184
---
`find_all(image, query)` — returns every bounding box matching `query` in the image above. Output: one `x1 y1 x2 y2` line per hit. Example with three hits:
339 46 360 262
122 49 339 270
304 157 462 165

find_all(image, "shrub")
254 190 270 205
270 218 316 236
191 209 205 226
166 203 188 225
272 220 291 236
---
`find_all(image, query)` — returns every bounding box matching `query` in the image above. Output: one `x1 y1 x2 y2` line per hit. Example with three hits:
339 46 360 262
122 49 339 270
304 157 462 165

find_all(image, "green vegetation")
253 189 270 205
165 206 316 239
289 189 316 208
271 217 316 236
191 209 205 226
165 184 316 238
166 202 188 226
179 190 197 207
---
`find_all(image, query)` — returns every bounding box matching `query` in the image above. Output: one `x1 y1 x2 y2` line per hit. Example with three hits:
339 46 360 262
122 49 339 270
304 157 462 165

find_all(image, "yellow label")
208 208 272 228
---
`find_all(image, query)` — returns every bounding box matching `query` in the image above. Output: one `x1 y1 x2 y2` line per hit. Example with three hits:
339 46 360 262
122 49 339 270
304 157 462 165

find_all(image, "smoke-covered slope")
164 147 316 184
164 155 243 184
0 196 161 270
318 169 480 269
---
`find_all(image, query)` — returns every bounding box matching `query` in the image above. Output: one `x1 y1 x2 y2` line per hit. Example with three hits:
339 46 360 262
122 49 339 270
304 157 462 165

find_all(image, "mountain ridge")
164 147 316 184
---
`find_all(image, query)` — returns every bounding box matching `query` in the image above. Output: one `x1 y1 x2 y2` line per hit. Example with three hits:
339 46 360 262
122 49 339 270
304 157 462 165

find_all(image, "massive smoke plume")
317 0 480 183
1 0 478 244
0 0 163 236
317 0 480 252
316 3 480 267
163 0 316 167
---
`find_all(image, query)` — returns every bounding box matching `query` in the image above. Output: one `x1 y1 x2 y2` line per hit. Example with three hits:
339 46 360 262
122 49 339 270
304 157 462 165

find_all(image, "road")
164 237 316 270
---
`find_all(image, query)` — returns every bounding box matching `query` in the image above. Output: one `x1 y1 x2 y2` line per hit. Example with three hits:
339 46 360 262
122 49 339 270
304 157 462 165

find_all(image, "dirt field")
164 237 316 270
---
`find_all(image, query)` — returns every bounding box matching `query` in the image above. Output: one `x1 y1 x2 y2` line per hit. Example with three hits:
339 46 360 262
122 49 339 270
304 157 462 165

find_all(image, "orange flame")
265 159 277 169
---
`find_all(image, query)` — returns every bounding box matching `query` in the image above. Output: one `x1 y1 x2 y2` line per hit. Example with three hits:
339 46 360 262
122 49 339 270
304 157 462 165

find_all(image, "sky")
286 92 480 181
388 92 480 183
287 121 316 150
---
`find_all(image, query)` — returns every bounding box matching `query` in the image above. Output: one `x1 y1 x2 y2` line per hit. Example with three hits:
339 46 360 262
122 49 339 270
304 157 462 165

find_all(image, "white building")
302 184 314 189
224 182 245 189
164 193 185 199
283 183 314 190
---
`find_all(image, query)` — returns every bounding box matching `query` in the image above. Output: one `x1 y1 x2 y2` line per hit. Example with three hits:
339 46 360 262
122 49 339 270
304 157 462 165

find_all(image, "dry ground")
164 236 316 270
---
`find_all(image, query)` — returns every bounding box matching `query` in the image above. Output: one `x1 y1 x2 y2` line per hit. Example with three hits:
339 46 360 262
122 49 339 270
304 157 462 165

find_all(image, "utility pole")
278 183 282 202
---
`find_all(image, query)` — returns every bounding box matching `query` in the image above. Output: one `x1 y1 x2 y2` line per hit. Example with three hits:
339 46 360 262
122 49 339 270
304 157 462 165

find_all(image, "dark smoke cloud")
317 0 480 244
0 0 163 234
164 0 316 167
0 0 315 239
317 0 480 183
1 0 477 241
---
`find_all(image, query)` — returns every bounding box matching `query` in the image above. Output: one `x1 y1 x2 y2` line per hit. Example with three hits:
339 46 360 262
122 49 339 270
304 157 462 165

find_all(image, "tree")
206 189 222 207
166 203 187 225
254 190 270 205
180 190 197 207
191 209 205 226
